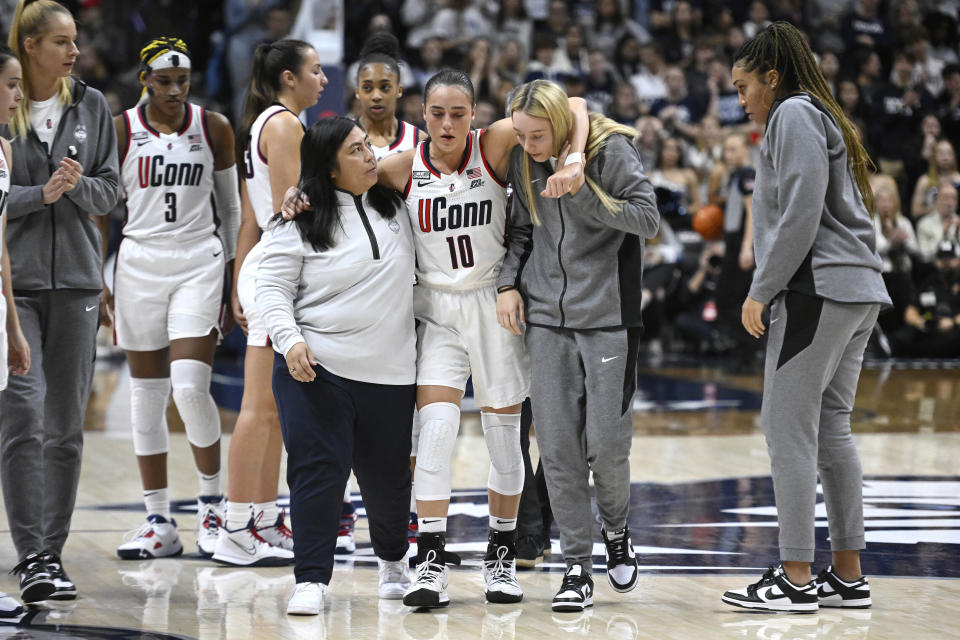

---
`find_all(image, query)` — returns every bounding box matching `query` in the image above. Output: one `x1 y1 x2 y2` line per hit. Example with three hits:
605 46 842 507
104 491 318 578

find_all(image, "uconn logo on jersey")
137 156 205 189
416 196 493 233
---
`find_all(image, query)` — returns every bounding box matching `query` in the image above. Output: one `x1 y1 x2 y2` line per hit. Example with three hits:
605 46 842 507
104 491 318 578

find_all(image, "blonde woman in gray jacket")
497 79 659 613
0 0 119 604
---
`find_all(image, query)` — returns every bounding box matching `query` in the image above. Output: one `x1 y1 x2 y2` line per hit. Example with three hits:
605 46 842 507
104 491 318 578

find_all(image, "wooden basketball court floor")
0 344 958 639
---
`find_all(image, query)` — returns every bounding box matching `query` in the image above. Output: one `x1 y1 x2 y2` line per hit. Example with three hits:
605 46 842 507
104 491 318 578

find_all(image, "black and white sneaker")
482 530 523 604
552 564 594 612
41 551 77 601
10 553 55 603
816 566 872 608
601 526 639 593
403 532 461 608
722 565 818 613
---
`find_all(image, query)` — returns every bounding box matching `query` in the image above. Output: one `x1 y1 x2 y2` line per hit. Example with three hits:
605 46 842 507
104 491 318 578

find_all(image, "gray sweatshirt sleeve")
498 178 534 291
748 102 828 305
64 91 120 215
255 221 306 357
6 184 46 219
568 135 660 238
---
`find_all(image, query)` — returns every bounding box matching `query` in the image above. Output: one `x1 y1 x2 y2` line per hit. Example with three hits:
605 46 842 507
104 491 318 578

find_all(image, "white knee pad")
414 402 461 501
481 412 524 496
410 406 421 459
130 377 171 456
171 359 221 448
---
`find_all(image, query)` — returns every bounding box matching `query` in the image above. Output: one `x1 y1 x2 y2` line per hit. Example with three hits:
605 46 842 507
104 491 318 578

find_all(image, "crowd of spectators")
14 0 960 362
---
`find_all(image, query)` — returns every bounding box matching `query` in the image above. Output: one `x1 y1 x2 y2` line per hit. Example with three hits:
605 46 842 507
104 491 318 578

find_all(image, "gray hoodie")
498 134 660 329
749 94 891 307
1 78 119 292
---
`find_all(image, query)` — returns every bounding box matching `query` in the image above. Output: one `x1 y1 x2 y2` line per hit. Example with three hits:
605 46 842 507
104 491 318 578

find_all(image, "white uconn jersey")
371 118 419 161
244 104 301 230
121 103 215 243
404 130 508 288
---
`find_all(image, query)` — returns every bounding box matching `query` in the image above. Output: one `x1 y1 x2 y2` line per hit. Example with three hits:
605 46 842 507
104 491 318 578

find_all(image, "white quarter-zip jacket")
256 189 416 385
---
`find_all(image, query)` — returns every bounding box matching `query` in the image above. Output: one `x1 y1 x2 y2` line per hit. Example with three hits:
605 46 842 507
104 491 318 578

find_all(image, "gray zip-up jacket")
749 94 890 307
498 134 660 329
0 78 119 292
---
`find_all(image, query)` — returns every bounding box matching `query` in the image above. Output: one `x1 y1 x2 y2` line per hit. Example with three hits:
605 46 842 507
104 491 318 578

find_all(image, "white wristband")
564 152 583 167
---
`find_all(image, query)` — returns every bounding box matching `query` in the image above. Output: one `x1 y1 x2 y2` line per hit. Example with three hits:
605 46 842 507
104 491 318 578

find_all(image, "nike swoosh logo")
762 587 787 601
85 305 98 311
770 317 780 324
417 180 434 187
601 356 621 363
229 538 258 555
136 141 149 147
212 250 223 257
495 519 513 524
422 519 442 524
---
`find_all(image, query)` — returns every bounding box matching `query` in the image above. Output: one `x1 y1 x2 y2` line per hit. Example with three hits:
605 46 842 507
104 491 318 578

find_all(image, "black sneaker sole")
485 590 523 604
402 590 449 608
552 599 593 612
21 580 56 603
721 593 819 613
48 589 78 601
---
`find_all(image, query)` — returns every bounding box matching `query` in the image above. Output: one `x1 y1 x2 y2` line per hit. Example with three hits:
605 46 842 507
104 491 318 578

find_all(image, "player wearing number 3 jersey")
372 68 589 608
113 38 241 561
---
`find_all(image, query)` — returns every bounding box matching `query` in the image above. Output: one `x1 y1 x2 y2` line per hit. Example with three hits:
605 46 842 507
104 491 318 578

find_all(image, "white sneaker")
287 581 325 616
378 558 411 599
402 549 449 608
0 592 22 618
197 499 225 557
256 509 294 552
212 521 294 567
482 544 523 604
117 515 183 560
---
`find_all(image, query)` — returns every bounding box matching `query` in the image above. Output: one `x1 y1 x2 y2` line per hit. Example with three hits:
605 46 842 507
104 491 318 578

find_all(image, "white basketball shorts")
236 240 269 348
414 283 530 409
114 235 225 351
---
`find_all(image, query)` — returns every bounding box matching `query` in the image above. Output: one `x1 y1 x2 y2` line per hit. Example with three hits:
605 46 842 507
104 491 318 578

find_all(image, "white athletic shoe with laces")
196 499 225 557
378 558 411 599
403 549 450 608
255 509 294 552
117 515 183 560
212 520 293 567
287 581 325 616
483 543 523 604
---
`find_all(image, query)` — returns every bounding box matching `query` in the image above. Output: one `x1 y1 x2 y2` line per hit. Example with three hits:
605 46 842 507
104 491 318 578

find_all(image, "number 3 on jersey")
164 192 177 222
446 234 474 269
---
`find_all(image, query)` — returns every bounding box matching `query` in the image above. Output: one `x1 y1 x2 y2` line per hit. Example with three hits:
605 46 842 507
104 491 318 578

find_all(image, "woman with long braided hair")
112 36 241 561
720 22 890 613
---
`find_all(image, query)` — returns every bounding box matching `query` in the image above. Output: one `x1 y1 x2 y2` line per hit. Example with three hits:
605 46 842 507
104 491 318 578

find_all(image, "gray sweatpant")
762 291 880 563
0 290 99 559
525 325 640 571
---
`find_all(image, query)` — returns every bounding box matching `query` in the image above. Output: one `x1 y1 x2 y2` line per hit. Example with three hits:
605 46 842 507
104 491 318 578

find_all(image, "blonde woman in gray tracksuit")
497 79 659 613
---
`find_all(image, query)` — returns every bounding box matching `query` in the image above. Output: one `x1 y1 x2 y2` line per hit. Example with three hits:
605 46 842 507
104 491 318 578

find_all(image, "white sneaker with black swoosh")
816 566 871 608
552 564 594 612
212 519 294 567
722 564 818 613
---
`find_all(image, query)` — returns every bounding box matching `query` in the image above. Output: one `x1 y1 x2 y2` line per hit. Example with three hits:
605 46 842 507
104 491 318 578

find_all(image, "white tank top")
403 130 508 289
243 104 303 230
0 143 8 265
371 118 419 161
120 103 216 244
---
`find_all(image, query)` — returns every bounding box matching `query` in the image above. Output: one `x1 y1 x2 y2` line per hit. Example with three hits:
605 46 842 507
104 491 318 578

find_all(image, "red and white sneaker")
196 499 224 558
117 515 183 560
212 520 293 567
336 502 357 554
256 509 294 553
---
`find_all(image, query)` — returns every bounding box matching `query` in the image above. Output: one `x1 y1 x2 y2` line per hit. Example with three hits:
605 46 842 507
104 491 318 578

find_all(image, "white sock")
226 501 251 531
254 501 278 526
418 516 446 534
490 516 517 532
144 488 170 520
198 471 221 498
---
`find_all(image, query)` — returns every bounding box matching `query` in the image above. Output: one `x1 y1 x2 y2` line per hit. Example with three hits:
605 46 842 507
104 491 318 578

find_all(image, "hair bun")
359 32 400 62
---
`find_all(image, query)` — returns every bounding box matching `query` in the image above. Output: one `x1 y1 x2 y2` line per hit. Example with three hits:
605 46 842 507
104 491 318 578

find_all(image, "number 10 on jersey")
446 234 474 269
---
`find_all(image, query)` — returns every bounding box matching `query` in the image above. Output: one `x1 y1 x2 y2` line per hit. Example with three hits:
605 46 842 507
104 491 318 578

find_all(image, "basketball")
693 203 724 240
